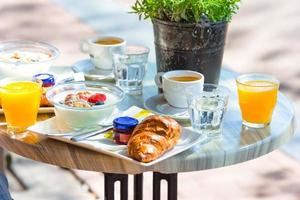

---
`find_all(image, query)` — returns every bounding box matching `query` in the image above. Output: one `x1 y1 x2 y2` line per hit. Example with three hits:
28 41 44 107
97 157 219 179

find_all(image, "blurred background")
0 0 300 199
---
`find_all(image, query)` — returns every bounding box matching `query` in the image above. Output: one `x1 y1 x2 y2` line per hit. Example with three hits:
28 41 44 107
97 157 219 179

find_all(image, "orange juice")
237 80 279 124
1 81 41 133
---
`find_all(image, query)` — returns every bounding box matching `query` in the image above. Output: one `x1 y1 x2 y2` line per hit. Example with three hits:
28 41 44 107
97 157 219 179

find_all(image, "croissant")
128 115 181 163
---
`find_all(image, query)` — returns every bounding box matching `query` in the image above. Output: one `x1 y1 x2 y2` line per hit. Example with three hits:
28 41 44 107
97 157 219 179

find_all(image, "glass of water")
113 45 150 95
187 84 230 137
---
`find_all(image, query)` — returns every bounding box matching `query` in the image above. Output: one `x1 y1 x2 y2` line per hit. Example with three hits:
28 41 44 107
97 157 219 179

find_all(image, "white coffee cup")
155 70 205 108
80 36 126 70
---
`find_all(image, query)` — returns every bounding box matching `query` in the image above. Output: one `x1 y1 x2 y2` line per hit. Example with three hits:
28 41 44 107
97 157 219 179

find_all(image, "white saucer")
72 59 115 82
144 94 190 121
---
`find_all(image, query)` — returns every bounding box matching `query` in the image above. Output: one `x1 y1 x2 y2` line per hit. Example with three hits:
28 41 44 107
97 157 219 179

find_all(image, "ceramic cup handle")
155 72 164 89
80 40 89 53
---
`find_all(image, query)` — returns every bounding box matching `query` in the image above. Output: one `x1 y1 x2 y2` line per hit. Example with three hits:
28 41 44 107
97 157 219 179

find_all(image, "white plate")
72 59 115 82
69 127 204 166
28 106 205 166
30 118 205 166
144 94 190 121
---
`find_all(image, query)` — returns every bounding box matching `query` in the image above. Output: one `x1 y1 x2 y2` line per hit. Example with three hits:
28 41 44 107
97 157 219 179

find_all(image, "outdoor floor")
1 0 300 199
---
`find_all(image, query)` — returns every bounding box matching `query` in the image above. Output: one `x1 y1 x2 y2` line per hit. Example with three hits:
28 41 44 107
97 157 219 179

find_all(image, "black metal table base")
104 173 128 200
153 172 177 200
104 172 178 200
134 173 143 200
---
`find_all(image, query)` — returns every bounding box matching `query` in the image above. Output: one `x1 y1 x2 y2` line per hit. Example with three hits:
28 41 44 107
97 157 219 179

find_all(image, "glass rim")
0 40 60 65
125 45 150 55
113 45 150 58
0 79 42 92
186 83 230 96
236 73 280 87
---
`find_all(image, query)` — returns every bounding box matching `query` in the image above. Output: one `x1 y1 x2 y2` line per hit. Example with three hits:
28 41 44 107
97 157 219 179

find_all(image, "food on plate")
33 73 56 107
62 91 107 108
128 115 181 163
46 81 124 128
113 116 139 145
0 51 52 64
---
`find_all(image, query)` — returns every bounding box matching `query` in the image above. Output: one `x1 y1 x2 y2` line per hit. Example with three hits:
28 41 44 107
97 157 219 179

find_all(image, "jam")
33 73 55 87
33 73 56 107
113 116 138 145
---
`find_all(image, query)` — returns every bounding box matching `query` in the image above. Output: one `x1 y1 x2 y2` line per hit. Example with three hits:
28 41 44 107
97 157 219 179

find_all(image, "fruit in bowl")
0 41 60 78
46 81 124 128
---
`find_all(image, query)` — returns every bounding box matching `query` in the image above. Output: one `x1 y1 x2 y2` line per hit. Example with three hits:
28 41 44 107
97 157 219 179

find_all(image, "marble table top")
0 64 296 174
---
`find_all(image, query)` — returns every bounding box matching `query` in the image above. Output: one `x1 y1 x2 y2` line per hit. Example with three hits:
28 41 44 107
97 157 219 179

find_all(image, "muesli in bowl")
0 41 60 78
46 81 124 128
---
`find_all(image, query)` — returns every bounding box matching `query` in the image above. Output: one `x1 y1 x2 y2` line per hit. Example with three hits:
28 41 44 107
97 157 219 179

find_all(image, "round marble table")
0 65 296 200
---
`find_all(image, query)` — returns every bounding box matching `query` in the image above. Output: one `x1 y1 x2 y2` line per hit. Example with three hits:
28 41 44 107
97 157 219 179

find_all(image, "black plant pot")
152 18 228 84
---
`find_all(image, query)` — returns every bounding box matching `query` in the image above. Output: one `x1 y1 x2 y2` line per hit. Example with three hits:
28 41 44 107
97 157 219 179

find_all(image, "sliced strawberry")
88 93 107 104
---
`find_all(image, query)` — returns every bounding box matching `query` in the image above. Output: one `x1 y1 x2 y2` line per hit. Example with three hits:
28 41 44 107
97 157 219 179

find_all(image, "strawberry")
88 93 107 104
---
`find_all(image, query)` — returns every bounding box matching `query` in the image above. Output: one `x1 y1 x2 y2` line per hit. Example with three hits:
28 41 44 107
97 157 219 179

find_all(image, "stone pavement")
0 0 300 199
8 155 94 200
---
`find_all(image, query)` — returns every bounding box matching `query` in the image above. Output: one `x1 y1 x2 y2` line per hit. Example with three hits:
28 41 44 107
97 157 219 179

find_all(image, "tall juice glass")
236 74 280 128
0 79 42 138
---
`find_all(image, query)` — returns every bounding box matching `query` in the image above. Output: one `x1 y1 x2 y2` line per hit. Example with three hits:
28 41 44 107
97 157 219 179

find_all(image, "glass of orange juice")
236 74 280 128
0 78 42 138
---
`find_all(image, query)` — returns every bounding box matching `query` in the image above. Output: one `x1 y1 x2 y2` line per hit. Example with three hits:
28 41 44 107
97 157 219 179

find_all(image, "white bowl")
46 81 124 128
0 41 60 78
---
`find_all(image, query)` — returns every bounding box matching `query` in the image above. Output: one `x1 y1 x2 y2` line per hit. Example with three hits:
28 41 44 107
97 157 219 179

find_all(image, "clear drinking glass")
187 84 230 137
113 45 149 95
0 77 42 139
236 73 280 128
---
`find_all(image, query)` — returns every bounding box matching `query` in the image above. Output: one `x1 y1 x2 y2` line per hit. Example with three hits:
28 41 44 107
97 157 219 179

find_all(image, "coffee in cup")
94 37 124 45
80 36 126 70
155 70 204 108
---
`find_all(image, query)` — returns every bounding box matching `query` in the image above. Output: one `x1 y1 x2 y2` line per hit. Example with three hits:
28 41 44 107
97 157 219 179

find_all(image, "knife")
70 125 113 142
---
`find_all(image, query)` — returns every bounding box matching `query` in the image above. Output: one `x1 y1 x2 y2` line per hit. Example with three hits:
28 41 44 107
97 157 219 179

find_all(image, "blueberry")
95 101 104 105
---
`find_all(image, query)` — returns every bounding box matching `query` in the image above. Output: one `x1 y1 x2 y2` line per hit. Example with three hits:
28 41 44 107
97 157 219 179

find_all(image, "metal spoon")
70 125 113 142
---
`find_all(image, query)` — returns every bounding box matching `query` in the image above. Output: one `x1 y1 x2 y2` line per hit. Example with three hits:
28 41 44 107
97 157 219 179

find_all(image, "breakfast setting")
0 0 297 199
0 36 285 163
0 34 295 197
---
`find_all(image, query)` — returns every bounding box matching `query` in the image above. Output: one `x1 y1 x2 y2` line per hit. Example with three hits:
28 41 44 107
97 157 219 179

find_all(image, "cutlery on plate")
46 132 86 137
70 125 113 142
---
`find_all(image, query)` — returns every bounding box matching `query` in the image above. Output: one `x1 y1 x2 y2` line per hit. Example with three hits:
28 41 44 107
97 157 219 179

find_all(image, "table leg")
153 172 178 200
104 173 128 200
134 173 143 200
6 153 28 190
0 147 4 173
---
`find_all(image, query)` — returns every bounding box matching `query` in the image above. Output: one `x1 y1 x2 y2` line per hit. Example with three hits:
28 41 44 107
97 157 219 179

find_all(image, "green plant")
132 0 241 23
